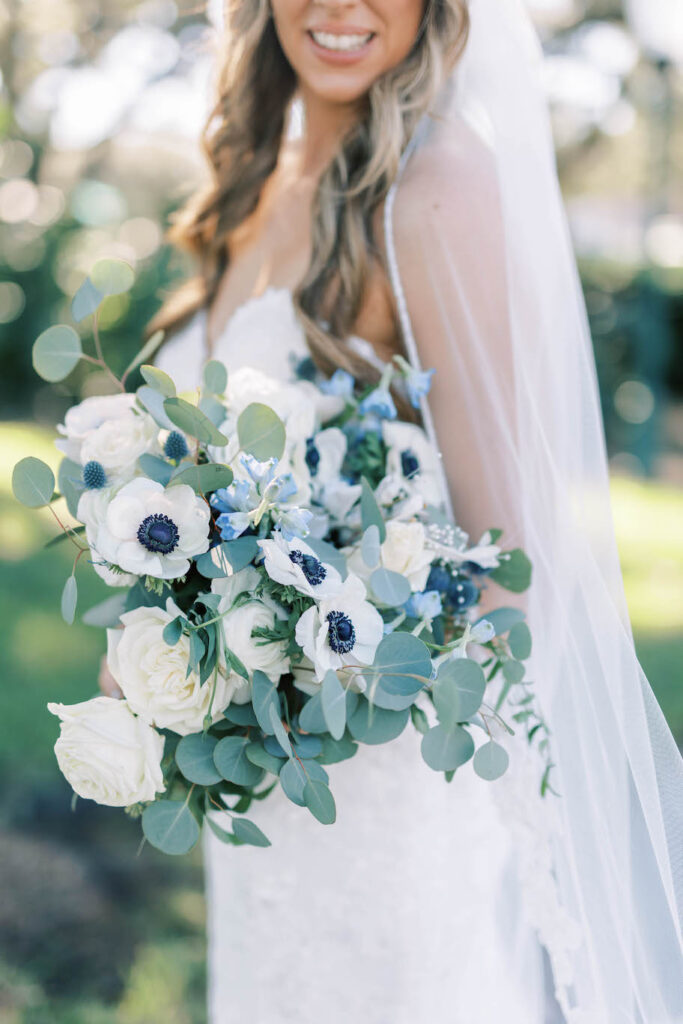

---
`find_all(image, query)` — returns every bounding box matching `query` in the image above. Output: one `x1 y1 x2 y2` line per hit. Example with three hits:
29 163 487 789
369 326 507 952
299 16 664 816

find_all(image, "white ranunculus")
94 478 210 580
380 420 443 509
258 534 342 599
77 487 137 587
56 393 138 463
80 408 159 483
211 568 290 685
47 696 165 807
295 573 383 681
379 520 433 592
107 602 237 734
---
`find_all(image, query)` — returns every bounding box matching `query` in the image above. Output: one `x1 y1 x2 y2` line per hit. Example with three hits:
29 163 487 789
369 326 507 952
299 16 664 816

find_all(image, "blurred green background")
0 0 681 1021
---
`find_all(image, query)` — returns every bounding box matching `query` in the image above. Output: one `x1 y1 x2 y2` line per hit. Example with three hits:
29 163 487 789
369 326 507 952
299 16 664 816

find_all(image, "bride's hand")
98 655 123 699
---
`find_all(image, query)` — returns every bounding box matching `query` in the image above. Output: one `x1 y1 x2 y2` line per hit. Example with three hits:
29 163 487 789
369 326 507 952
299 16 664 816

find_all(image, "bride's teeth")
311 31 373 52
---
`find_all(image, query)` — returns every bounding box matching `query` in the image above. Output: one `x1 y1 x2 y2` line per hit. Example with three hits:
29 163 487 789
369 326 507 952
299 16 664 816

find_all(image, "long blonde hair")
154 0 469 384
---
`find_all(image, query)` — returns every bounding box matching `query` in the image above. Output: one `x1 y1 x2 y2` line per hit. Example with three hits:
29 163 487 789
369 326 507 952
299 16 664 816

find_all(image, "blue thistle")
164 431 189 461
82 460 107 490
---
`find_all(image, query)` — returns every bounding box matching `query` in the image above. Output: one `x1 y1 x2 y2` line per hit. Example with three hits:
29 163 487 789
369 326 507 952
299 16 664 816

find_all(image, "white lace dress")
157 287 558 1024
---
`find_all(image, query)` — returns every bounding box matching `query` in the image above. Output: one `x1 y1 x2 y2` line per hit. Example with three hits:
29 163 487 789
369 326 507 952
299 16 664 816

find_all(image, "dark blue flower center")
289 549 327 587
305 437 320 477
326 610 356 654
400 449 420 479
137 513 179 555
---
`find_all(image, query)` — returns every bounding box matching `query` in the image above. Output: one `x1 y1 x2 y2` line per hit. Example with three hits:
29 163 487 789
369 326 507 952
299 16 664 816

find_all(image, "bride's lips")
306 27 377 66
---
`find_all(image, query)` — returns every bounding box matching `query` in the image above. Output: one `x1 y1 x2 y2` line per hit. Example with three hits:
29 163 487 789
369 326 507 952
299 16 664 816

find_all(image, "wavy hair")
153 0 469 384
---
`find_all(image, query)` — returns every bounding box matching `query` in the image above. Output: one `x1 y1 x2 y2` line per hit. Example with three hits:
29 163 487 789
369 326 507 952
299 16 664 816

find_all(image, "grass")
0 423 681 1022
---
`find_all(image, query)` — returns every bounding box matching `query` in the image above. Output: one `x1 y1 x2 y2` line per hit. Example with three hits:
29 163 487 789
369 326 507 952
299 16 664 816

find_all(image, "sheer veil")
384 0 683 1018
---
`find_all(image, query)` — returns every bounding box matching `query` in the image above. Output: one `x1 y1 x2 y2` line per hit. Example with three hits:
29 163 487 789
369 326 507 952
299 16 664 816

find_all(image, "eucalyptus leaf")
246 742 285 775
206 815 242 846
370 568 412 607
318 732 358 765
490 549 532 593
298 691 328 734
82 592 128 628
508 621 532 661
91 258 134 296
170 463 233 494
223 703 258 727
71 277 103 322
347 700 410 745
279 757 328 806
214 736 264 787
33 325 82 382
502 659 526 685
60 575 77 625
142 800 200 856
137 386 175 430
473 740 509 781
410 704 430 735
232 817 271 848
360 476 386 542
478 607 526 637
199 395 227 426
164 397 229 446
361 524 381 568
268 704 293 758
58 457 82 517
140 364 176 397
303 779 336 825
138 454 173 486
291 732 322 758
321 670 346 740
421 724 475 772
371 632 431 696
203 359 228 395
433 658 486 725
123 330 165 381
176 733 222 785
163 616 183 646
252 671 280 736
12 457 55 508
237 403 286 461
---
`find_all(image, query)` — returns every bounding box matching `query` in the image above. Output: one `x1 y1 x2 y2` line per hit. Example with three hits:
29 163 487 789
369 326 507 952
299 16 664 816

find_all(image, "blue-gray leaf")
237 403 286 461
303 780 336 825
33 325 82 382
360 476 386 542
508 621 532 661
71 277 103 322
321 670 346 740
142 800 200 856
61 574 77 625
252 671 280 736
473 740 509 781
421 724 475 772
370 568 412 607
214 736 264 787
176 733 222 785
372 632 431 696
348 700 410 745
232 817 271 847
12 457 55 509
433 658 485 725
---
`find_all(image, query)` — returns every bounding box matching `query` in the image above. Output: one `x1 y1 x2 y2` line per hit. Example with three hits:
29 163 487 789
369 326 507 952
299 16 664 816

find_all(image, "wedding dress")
156 0 683 1019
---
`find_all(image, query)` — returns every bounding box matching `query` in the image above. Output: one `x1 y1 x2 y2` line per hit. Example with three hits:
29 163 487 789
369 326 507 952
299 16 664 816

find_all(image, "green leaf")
317 731 358 764
361 524 381 568
58 457 82 518
433 658 486 725
71 277 103 322
214 736 264 787
370 568 411 607
502 659 526 684
298 691 328 734
268 704 293 758
81 593 127 628
226 647 249 681
478 607 526 637
170 463 233 494
163 616 183 646
12 457 56 508
138 454 173 486
33 325 82 382
473 741 509 781
303 780 336 825
188 630 205 672
490 549 532 593
321 670 346 741
246 742 285 775
237 403 286 461
508 621 532 661
60 574 77 625
410 704 430 735
223 703 258 727
164 397 228 446
372 632 431 696
176 733 222 785
137 386 175 430
90 258 134 296
347 700 410 745
199 395 227 426
279 758 328 806
421 724 475 772
142 800 200 856
203 359 228 395
252 671 280 736
360 476 386 542
123 330 166 381
232 817 271 847
206 815 243 846
140 364 176 397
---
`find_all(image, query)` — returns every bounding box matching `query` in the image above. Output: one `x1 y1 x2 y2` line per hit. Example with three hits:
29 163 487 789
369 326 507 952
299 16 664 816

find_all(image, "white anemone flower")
378 420 443 509
295 573 383 681
94 478 210 580
258 534 342 600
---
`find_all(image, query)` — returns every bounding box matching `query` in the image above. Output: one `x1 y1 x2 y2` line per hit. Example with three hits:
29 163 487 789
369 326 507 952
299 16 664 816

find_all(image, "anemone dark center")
305 437 321 477
400 449 420 479
326 610 356 654
289 549 327 587
137 513 179 554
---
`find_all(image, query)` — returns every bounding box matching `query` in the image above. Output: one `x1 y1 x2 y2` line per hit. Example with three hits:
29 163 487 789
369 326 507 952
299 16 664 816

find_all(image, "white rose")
212 568 290 684
94 478 211 580
47 696 165 807
56 393 138 463
380 520 433 592
295 573 383 681
80 408 159 483
107 602 237 735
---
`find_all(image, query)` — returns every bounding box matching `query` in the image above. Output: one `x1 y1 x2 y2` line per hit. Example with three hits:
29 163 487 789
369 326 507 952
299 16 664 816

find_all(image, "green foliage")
213 736 264 787
421 724 475 772
12 457 55 508
252 671 279 735
348 700 410 745
170 463 233 493
361 524 381 568
237 403 286 461
279 757 328 807
433 659 486 724
508 621 532 660
321 670 346 740
480 607 526 636
473 741 509 781
140 364 176 397
490 549 532 593
90 258 135 296
163 616 184 646
203 360 228 395
138 453 174 486
232 817 271 847
60 574 78 625
175 733 222 786
360 476 386 542
370 568 411 606
142 800 200 856
71 277 104 322
303 779 336 825
32 325 82 382
163 397 228 446
371 633 431 697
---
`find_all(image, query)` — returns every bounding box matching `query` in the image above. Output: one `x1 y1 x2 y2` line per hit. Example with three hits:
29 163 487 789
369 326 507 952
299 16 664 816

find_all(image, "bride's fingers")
98 655 123 699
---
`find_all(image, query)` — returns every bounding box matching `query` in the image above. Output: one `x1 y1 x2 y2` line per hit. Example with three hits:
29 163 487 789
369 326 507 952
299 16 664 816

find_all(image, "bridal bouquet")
13 260 546 855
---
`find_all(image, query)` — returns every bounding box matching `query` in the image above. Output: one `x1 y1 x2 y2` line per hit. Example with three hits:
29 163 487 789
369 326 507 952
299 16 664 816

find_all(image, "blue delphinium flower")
210 455 310 542
320 369 355 399
359 387 397 421
404 367 435 409
405 590 443 621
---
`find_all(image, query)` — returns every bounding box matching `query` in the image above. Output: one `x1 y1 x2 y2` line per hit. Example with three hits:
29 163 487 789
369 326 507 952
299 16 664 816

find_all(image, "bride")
141 0 682 1020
